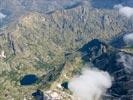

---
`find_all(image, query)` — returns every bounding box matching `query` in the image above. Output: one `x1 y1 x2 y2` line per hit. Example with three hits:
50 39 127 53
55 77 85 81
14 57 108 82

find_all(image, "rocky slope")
0 0 133 100
79 39 133 100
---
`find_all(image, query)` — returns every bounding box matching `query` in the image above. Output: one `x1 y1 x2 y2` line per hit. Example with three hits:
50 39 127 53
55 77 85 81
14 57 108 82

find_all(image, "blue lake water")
32 89 44 100
20 74 38 85
61 82 68 89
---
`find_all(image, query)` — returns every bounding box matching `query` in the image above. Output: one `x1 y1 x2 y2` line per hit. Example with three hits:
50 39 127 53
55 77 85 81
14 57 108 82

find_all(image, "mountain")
79 39 133 99
0 0 133 100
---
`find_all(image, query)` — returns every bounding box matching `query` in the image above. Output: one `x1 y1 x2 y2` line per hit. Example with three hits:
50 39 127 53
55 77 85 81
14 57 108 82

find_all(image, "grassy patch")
4 54 16 63
34 56 54 71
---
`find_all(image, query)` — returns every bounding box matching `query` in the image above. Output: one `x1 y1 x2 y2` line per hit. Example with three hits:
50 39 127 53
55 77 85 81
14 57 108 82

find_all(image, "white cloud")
0 12 6 19
123 33 133 46
117 52 133 73
68 67 112 100
114 4 133 18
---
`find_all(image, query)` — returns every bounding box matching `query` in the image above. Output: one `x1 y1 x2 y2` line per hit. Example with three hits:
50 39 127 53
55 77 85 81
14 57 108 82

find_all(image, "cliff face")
1 2 133 53
79 39 133 100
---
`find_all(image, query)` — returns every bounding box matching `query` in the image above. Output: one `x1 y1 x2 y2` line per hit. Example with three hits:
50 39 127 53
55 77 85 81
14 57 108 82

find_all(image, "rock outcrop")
80 39 133 100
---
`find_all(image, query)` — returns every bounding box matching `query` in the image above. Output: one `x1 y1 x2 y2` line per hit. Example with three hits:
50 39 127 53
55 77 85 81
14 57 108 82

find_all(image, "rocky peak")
79 39 133 99
79 39 108 62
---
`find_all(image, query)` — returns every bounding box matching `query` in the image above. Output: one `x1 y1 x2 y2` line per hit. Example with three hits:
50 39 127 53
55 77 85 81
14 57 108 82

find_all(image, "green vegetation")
4 54 16 63
34 56 54 71
0 2 133 99
8 70 19 82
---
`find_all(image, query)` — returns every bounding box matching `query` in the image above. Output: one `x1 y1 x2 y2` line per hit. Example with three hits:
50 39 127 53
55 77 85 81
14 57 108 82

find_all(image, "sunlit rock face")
80 39 133 100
